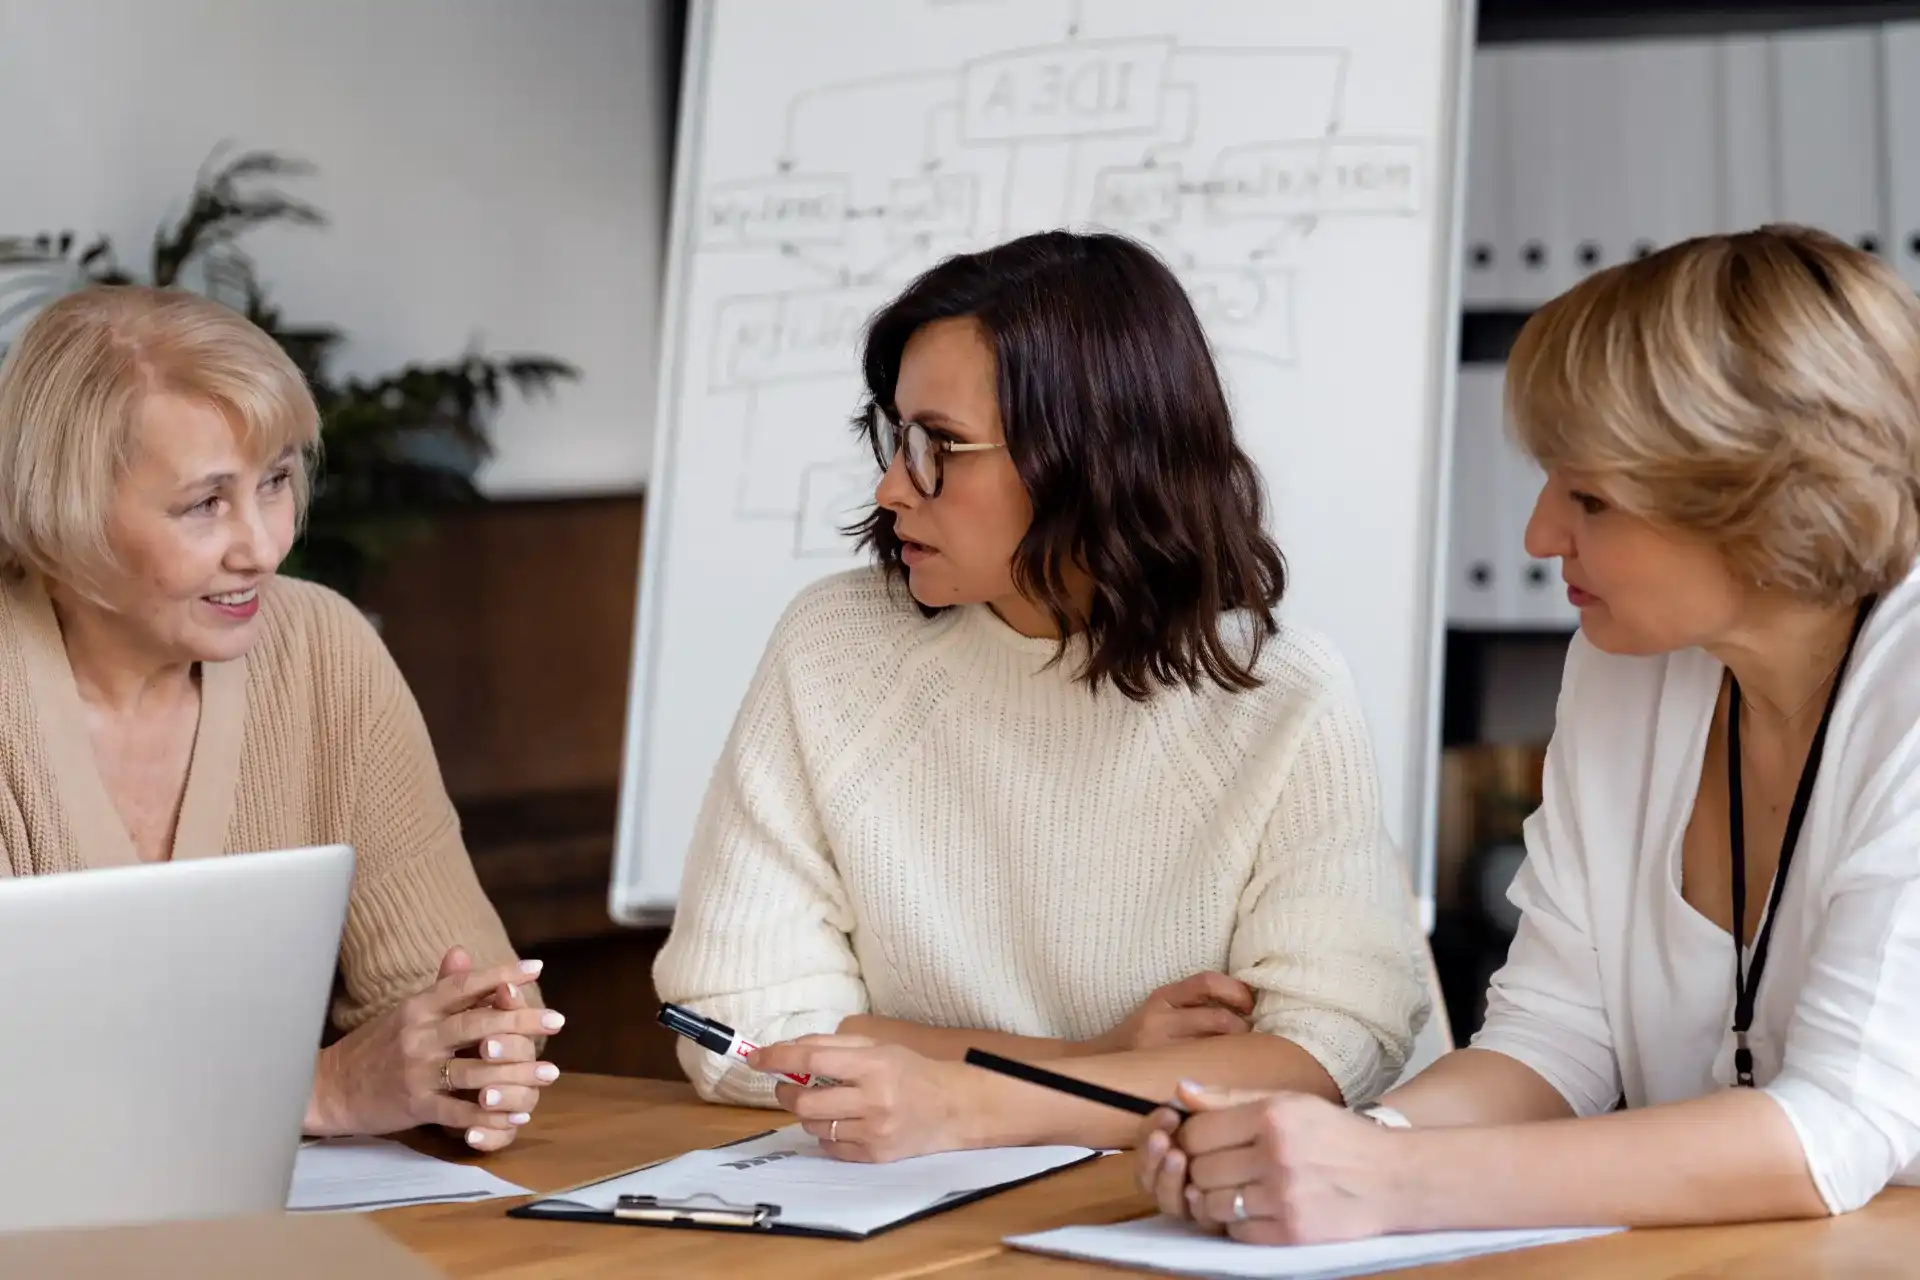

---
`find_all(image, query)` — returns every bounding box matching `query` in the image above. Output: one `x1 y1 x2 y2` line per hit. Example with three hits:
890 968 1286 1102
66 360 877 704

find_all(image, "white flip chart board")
613 0 1472 927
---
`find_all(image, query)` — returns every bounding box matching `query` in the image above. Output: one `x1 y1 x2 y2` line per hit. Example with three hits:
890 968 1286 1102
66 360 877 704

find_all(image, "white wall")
0 0 674 495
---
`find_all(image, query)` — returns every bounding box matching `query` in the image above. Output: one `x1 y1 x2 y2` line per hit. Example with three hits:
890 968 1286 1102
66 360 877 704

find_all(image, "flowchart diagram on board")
687 8 1425 560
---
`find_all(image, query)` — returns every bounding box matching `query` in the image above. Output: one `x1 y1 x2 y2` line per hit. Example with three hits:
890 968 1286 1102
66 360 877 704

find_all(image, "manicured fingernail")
540 1010 565 1031
509 1112 531 1126
1179 1079 1200 1092
519 960 543 976
1186 1185 1201 1209
1145 1132 1168 1158
535 1063 560 1083
485 1039 503 1060
466 1128 485 1147
507 984 520 1001
484 1089 502 1108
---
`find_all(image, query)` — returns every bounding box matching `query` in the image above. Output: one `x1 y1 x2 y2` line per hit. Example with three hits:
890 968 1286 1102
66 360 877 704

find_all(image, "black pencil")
963 1048 1190 1120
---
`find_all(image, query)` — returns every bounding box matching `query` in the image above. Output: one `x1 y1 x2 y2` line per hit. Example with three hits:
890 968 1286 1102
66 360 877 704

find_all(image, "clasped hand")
1135 1081 1401 1245
1085 972 1256 1054
744 972 1255 1164
308 945 566 1151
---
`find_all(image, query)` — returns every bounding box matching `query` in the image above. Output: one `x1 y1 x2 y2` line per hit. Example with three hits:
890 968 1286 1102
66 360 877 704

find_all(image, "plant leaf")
4 143 581 602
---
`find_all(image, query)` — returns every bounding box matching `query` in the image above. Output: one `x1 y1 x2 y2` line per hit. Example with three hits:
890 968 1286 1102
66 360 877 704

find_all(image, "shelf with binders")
1458 23 1920 310
1446 13 1920 634
1424 4 1920 1034
1443 359 1575 634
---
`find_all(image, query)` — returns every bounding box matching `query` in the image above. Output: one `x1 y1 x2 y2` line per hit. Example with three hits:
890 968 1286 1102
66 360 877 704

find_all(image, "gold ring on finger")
829 1119 839 1143
440 1057 456 1094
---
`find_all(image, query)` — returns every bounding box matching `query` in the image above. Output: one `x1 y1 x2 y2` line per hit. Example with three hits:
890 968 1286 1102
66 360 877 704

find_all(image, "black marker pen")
657 1002 827 1087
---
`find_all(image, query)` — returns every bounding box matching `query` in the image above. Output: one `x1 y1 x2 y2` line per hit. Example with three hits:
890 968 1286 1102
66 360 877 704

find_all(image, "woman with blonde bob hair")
1136 225 1920 1240
0 286 563 1150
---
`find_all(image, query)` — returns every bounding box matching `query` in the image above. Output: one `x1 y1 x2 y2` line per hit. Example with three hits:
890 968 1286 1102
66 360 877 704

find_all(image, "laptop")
0 844 354 1233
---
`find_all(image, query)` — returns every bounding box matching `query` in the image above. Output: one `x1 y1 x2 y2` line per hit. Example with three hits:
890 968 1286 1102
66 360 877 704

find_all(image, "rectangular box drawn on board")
702 175 852 248
1208 139 1424 221
1091 164 1184 228
1183 267 1296 365
709 285 894 390
961 38 1175 143
887 173 979 242
795 461 875 557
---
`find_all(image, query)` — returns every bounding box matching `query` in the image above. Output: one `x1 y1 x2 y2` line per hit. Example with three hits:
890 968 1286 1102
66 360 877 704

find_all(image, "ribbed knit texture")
0 570 530 1033
654 568 1431 1109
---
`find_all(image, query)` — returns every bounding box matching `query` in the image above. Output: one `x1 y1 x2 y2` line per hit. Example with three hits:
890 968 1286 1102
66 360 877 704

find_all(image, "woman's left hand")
1137 1081 1401 1245
749 1035 974 1163
430 945 561 1150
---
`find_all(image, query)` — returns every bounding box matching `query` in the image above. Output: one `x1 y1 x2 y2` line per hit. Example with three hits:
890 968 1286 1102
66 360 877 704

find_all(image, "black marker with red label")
656 1003 828 1088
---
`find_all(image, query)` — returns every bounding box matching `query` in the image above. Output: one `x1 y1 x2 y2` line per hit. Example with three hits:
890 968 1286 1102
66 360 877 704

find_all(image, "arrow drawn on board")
777 69 960 170
858 234 932 285
779 243 851 285
1249 217 1319 261
922 101 958 171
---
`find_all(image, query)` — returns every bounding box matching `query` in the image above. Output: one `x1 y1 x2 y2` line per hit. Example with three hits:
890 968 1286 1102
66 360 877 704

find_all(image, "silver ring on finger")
440 1056 456 1094
829 1119 840 1143
1230 1189 1250 1223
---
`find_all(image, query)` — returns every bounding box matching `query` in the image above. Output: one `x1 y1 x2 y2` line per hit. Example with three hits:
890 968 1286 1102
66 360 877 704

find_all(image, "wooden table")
378 1074 1920 1279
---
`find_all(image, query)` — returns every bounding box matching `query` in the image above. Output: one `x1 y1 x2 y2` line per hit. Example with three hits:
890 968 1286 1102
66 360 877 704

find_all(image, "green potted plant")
0 148 579 603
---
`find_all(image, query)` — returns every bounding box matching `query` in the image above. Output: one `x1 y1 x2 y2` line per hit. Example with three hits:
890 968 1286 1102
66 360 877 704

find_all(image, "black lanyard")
1725 595 1876 1087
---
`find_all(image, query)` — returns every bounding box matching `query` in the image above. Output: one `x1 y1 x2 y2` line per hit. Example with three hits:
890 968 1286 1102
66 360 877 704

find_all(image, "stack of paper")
289 1137 531 1213
1006 1215 1621 1279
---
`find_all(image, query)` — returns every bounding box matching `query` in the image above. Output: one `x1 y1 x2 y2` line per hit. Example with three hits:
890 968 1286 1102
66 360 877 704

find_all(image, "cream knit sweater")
0 569 530 1033
654 568 1431 1109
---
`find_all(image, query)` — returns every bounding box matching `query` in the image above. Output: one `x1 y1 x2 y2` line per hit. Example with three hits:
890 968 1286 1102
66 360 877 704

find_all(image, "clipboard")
506 1125 1102 1241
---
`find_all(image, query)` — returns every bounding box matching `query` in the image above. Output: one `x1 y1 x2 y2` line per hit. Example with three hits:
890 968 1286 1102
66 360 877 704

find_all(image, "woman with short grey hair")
0 285 563 1151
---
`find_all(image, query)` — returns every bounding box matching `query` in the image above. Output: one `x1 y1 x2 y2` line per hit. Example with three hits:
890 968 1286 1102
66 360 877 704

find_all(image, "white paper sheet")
1005 1215 1622 1279
525 1124 1097 1236
289 1137 531 1213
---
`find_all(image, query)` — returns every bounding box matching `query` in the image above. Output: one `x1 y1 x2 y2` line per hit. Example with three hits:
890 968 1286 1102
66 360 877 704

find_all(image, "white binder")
1462 48 1516 306
1880 23 1920 292
1716 35 1779 232
1557 44 1633 283
1446 365 1507 628
1770 27 1889 255
1616 38 1722 260
1447 363 1574 633
1503 44 1582 305
1493 402 1575 630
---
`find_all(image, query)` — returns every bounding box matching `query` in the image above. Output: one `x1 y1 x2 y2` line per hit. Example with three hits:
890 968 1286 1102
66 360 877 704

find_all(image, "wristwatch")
1358 1104 1412 1129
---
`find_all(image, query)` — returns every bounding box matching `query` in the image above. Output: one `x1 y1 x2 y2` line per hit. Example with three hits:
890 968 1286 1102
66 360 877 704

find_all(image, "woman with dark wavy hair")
654 229 1431 1161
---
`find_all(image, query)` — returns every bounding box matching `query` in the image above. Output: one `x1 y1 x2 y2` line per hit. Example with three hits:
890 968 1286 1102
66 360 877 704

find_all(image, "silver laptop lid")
0 844 353 1233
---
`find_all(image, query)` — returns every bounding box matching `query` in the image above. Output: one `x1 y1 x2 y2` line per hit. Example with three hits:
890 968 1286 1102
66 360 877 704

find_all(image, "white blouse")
1472 564 1920 1215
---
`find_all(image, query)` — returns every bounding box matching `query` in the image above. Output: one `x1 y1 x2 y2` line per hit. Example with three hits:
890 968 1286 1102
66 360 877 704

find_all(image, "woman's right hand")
306 949 563 1149
1083 972 1255 1055
1138 1082 1402 1245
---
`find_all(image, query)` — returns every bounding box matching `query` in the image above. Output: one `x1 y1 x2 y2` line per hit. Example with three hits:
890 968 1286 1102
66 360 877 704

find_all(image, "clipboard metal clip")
613 1192 783 1229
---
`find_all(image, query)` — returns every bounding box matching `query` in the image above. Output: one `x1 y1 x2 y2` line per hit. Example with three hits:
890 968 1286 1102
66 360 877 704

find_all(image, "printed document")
528 1124 1096 1236
1005 1214 1622 1279
290 1137 531 1212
